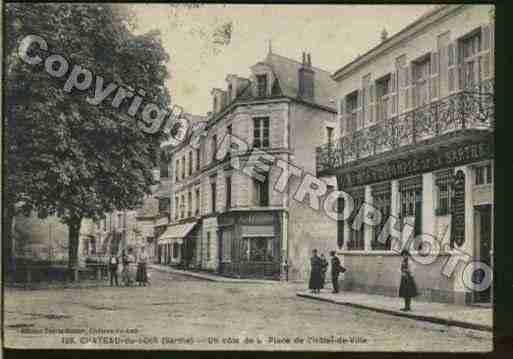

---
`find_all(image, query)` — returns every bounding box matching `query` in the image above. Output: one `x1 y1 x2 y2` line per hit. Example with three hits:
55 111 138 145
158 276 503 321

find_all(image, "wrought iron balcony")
316 80 494 175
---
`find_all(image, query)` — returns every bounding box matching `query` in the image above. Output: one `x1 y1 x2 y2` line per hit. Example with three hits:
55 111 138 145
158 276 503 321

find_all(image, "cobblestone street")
4 269 492 351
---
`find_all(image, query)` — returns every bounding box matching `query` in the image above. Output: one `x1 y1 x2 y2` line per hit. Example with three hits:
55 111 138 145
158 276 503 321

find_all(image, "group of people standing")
309 248 418 311
108 246 149 287
309 249 346 294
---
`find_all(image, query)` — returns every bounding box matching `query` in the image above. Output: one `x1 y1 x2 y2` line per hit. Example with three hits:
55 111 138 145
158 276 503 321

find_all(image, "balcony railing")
316 80 494 174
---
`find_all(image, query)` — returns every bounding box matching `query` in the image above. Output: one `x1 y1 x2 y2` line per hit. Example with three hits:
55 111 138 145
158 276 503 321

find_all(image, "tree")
4 3 171 270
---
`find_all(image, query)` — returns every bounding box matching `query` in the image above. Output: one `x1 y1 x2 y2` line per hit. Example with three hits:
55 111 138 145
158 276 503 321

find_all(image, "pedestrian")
320 254 328 289
308 249 322 294
399 249 418 311
330 250 346 294
136 246 148 286
121 249 133 287
108 252 119 287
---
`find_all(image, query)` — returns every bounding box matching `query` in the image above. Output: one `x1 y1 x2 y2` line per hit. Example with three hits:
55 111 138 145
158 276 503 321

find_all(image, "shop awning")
158 222 197 245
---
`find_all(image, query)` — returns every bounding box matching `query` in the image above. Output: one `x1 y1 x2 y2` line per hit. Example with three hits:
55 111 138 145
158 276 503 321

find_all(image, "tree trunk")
68 217 82 269
3 202 15 281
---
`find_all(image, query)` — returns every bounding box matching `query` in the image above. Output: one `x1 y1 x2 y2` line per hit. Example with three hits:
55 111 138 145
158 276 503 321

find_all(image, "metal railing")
316 80 494 174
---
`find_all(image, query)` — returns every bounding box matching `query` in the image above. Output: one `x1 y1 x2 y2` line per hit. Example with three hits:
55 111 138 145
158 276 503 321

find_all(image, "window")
206 232 211 261
475 163 492 185
213 96 217 113
242 237 274 262
226 124 232 159
326 127 334 145
118 213 123 228
159 197 170 215
413 56 431 107
212 135 217 162
175 196 179 221
175 160 180 182
376 74 391 121
160 156 169 178
345 91 358 134
253 117 270 148
461 31 481 90
435 169 454 216
255 176 269 207
188 151 193 176
221 230 232 262
181 194 185 219
228 83 233 100
400 177 422 237
195 188 200 216
347 188 365 250
182 156 186 179
371 183 391 250
256 74 267 97
103 216 107 231
187 191 192 217
211 181 217 213
196 148 201 172
226 176 232 209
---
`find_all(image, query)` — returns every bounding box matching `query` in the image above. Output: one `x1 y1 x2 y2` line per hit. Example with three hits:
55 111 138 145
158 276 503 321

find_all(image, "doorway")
473 204 492 303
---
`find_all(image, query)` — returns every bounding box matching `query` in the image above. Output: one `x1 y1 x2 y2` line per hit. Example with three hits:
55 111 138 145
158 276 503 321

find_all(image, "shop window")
400 177 422 237
435 169 454 216
173 242 179 259
347 188 365 250
242 237 274 262
475 163 492 185
371 182 391 250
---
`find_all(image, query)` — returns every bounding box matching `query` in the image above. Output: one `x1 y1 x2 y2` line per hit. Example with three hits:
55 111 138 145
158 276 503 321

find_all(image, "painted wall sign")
338 138 493 188
451 169 466 247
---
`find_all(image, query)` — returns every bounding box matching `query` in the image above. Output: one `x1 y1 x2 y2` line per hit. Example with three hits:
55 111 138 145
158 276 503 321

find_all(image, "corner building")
316 5 494 305
158 51 339 280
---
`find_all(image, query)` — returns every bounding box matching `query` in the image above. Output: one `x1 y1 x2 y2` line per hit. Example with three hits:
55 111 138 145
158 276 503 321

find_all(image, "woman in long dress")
398 249 418 311
309 249 322 294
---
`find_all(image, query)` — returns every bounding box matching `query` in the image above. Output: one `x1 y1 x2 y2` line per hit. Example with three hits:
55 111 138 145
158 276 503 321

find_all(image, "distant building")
316 4 494 305
157 51 339 280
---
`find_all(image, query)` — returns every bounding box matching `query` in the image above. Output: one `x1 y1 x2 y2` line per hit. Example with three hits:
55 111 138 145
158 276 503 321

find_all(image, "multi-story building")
316 4 494 305
157 51 339 280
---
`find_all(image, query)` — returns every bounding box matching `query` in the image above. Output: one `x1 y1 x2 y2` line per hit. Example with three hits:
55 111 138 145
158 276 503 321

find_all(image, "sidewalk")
149 264 280 284
296 290 492 332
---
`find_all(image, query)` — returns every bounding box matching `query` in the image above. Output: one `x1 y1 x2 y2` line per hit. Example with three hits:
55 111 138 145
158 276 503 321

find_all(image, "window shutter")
356 90 363 129
390 72 398 116
437 32 450 98
409 65 416 109
369 83 375 123
339 98 346 136
448 41 459 93
480 24 493 81
430 51 439 100
404 65 411 110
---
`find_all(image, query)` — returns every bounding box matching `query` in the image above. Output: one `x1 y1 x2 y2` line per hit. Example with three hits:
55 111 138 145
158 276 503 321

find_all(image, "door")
474 205 492 303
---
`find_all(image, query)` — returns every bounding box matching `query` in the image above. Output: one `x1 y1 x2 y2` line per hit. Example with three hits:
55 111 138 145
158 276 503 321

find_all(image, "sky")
132 4 436 116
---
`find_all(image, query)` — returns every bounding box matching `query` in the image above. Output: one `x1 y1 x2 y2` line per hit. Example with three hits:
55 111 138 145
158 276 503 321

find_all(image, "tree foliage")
4 3 171 266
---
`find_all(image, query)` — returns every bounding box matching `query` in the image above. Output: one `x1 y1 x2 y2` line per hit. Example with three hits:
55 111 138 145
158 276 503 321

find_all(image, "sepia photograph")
3 2 495 352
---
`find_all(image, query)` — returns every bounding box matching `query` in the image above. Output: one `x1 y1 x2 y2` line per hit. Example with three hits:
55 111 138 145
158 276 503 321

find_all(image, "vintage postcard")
3 3 494 352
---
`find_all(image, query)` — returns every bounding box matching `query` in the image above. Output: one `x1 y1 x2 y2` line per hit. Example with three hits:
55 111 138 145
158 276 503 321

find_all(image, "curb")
296 293 492 332
149 265 279 285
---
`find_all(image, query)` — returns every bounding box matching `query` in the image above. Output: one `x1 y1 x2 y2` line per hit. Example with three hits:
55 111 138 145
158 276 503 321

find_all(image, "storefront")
157 221 198 267
335 131 494 305
217 210 283 279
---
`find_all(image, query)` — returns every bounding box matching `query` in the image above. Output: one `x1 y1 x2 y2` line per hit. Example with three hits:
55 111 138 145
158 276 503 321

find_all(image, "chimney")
298 52 315 100
381 28 388 43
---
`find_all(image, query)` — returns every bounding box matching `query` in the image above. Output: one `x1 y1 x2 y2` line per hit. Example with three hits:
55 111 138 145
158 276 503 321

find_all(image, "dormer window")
256 74 268 97
213 96 218 113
